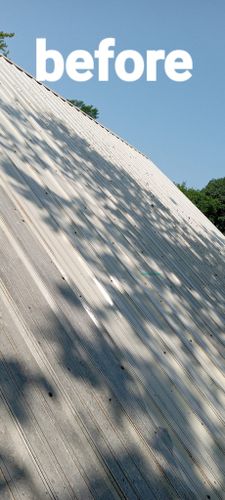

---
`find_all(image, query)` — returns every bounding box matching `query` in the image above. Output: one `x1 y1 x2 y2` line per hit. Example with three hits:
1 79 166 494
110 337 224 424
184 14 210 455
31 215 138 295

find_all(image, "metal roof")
0 55 225 499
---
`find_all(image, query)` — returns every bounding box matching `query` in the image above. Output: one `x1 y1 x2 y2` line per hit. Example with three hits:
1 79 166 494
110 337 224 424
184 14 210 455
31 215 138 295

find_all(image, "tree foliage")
0 31 15 57
68 99 99 120
176 178 225 234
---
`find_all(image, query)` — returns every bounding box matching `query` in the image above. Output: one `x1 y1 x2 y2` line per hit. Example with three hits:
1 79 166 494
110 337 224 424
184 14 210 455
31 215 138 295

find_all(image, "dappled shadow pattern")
0 71 225 498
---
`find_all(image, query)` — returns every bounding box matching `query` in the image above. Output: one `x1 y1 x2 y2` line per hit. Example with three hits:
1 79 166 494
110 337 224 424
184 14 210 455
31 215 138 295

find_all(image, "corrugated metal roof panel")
0 55 224 499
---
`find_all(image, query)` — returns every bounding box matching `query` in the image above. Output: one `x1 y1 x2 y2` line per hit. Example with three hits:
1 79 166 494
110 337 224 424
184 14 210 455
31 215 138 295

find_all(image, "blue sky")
2 0 225 187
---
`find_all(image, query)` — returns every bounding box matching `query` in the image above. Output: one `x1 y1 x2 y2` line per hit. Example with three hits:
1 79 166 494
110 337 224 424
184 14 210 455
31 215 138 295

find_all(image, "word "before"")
36 38 193 83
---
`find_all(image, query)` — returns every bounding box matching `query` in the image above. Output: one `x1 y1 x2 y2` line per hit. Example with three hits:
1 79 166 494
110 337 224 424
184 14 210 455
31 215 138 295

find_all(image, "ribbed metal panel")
0 55 224 499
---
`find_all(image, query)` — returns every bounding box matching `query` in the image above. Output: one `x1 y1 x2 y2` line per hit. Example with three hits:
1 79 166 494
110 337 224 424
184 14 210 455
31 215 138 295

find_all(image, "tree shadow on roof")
0 82 224 497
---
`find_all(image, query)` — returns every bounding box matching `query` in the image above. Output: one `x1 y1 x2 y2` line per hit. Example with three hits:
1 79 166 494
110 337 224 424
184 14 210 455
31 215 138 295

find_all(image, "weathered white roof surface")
0 55 225 499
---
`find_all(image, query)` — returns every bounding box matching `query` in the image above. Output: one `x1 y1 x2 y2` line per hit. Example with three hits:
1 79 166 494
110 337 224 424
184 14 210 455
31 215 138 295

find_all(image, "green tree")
68 99 99 120
176 178 225 234
202 178 225 234
0 31 15 57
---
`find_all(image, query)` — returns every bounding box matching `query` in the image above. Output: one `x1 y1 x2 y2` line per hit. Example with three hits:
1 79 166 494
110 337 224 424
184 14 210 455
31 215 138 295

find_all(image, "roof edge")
0 54 150 161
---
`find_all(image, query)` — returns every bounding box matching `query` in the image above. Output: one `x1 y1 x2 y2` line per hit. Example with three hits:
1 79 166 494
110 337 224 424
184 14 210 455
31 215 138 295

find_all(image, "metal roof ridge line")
0 54 150 160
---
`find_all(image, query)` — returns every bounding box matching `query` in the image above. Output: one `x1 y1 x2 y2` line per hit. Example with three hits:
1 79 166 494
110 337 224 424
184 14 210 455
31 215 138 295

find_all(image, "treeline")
68 99 99 120
0 31 14 56
176 177 225 235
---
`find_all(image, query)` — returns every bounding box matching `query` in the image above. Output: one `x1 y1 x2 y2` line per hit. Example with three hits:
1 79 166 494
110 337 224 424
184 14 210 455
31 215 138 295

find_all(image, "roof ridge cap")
0 55 150 161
